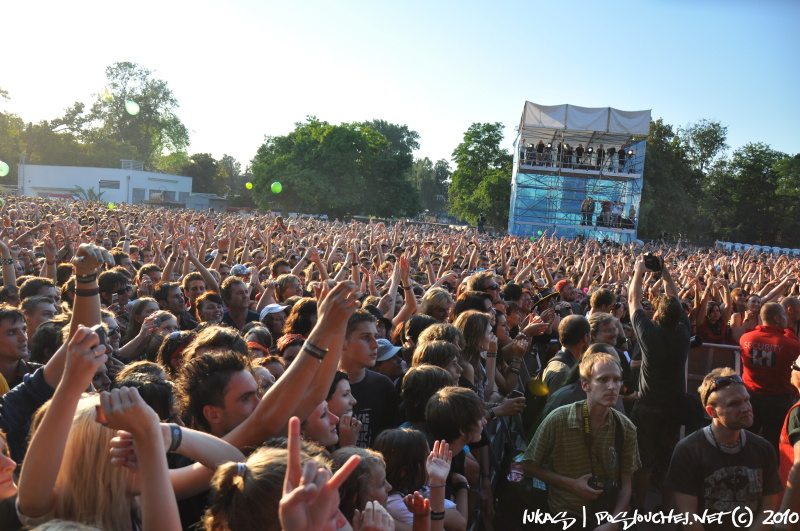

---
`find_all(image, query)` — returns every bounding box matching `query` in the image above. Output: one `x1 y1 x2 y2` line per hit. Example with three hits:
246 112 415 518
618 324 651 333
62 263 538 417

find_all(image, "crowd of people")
0 195 799 530
519 140 635 173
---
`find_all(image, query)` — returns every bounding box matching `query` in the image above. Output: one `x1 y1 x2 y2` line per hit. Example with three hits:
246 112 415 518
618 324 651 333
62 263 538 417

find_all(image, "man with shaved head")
740 302 800 451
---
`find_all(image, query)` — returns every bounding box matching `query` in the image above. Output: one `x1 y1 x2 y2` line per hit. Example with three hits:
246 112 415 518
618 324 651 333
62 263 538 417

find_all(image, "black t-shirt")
351 370 398 448
632 308 690 408
666 428 782 531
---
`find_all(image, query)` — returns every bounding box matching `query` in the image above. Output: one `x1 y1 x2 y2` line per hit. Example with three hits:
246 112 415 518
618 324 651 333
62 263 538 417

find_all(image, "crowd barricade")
685 342 741 399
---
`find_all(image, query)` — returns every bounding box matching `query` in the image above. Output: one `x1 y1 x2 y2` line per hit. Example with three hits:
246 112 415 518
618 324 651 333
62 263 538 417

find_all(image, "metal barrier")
686 342 740 397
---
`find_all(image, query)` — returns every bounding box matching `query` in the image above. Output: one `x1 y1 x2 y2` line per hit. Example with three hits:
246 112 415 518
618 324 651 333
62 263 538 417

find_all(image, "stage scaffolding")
507 103 651 243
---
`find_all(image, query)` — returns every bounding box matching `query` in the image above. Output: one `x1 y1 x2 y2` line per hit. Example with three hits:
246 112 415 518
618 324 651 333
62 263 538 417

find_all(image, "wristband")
508 367 520 375
75 287 100 297
427 484 446 488
487 408 496 420
76 273 97 283
511 358 523 364
46 260 56 265
167 423 182 452
486 352 497 358
430 511 445 521
0 258 13 265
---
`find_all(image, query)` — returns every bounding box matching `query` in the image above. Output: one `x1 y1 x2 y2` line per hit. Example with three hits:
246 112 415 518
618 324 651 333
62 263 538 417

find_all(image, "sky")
1 0 798 171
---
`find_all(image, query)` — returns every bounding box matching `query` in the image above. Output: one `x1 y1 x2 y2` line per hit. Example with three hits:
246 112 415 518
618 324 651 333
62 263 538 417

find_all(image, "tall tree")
703 143 787 244
638 119 707 240
448 122 512 228
679 119 729 172
54 62 189 169
410 157 449 213
250 117 419 218
181 153 229 195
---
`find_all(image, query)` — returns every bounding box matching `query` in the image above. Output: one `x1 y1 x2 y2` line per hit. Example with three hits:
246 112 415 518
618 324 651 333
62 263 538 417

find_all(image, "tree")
679 119 729 172
181 153 229 196
638 119 708 240
71 185 105 201
54 62 189 169
410 157 449 213
250 117 420 218
703 143 787 244
448 122 512 228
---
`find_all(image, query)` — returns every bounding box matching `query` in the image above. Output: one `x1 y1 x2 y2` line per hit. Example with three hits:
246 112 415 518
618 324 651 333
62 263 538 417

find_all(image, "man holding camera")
522 351 640 529
628 255 691 510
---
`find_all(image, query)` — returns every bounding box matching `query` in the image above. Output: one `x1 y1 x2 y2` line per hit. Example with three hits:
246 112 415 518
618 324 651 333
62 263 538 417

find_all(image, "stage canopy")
518 102 651 149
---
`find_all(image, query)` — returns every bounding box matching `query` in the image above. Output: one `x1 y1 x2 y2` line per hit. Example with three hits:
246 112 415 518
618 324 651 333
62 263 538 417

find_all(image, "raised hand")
279 417 360 531
426 440 452 485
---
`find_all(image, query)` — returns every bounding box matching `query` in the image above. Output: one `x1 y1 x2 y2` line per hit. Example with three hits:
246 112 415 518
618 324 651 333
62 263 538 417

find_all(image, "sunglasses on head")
704 374 744 405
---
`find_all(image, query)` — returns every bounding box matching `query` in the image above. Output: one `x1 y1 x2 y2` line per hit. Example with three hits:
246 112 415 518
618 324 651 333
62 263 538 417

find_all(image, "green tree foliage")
703 143 788 244
638 119 706 240
409 157 450 213
679 119 729 172
448 122 512 228
54 62 189 169
181 154 229 196
250 117 420 218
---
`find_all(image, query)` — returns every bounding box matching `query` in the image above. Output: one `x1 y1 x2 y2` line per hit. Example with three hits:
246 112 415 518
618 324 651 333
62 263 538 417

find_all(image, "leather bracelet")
430 511 445 521
453 481 470 491
167 423 182 452
301 343 326 361
75 287 100 297
76 273 97 283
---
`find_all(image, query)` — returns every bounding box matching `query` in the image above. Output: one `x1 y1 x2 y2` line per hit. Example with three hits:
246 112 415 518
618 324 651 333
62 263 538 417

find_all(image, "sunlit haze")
2 0 797 169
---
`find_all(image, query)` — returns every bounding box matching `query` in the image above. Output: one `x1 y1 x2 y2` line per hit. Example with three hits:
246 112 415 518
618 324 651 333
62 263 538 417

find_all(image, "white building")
17 161 193 205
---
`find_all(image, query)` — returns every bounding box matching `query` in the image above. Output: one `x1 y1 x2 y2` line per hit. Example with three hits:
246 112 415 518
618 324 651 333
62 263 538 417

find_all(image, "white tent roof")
518 102 651 148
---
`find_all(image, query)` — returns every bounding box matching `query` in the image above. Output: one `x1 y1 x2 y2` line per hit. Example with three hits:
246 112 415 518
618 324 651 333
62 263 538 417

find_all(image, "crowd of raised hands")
0 195 799 531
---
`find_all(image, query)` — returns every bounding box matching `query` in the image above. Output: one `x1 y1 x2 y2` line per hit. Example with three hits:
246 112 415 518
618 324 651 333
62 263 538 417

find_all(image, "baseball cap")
376 338 402 362
231 264 250 276
260 303 289 321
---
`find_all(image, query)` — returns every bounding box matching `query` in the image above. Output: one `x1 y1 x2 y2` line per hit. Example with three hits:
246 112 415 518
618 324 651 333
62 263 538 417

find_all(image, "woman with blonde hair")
16 327 180 531
419 287 454 323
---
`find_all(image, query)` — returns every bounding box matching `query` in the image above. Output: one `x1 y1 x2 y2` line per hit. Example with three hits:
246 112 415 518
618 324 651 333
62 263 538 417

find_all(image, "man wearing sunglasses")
666 368 782 529
739 302 799 452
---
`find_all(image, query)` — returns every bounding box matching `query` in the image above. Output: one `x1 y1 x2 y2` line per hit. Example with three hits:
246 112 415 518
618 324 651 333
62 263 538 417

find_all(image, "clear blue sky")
2 0 797 170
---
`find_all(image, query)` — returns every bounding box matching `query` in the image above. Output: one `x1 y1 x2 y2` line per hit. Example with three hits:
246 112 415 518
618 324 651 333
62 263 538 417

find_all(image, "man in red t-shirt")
740 302 800 452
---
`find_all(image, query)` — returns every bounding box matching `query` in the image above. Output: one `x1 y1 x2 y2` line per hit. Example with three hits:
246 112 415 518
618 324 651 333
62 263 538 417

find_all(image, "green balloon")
271 182 282 194
125 100 140 115
537 230 543 236
108 203 115 209
0 161 8 177
529 236 536 241
245 182 253 190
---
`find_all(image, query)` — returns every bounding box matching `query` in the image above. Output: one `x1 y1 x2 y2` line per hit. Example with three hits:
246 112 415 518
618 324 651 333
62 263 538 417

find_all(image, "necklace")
708 425 742 449
707 425 745 503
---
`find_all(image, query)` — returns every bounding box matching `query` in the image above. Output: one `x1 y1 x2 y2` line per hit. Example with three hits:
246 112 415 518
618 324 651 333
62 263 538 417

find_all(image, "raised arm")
17 327 108 519
224 281 360 450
